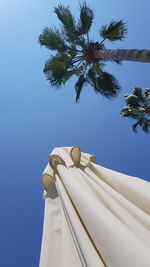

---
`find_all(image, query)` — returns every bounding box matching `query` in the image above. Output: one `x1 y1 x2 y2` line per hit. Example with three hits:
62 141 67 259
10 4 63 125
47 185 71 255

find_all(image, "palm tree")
38 2 149 101
121 88 150 133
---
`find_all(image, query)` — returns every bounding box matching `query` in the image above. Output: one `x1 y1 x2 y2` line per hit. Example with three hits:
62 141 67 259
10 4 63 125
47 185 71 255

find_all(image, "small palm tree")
38 2 150 101
121 88 150 133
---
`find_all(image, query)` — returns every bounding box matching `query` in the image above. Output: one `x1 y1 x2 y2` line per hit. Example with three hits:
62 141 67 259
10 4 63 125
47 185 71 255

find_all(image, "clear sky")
0 0 150 266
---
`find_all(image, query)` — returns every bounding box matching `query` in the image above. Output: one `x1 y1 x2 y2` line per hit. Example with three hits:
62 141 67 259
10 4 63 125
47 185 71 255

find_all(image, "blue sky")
0 0 150 266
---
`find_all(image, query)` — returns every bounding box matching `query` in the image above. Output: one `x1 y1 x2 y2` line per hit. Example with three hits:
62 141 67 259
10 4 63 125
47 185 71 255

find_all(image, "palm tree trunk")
94 49 150 63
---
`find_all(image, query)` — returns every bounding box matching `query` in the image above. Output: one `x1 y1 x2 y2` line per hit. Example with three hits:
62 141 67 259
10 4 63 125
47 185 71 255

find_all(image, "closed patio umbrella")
39 147 150 267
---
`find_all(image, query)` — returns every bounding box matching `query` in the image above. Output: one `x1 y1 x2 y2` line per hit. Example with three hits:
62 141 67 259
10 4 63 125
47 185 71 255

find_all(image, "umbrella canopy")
39 147 150 267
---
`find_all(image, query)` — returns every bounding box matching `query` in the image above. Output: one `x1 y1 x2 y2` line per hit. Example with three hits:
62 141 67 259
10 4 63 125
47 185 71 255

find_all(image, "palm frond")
125 94 138 106
133 87 143 100
76 36 87 49
96 72 121 98
44 58 66 87
67 45 77 57
62 71 75 83
99 20 127 42
142 121 150 133
132 121 139 133
44 54 73 87
54 5 78 42
132 119 150 133
75 64 85 75
120 107 133 118
87 63 104 88
38 27 67 52
121 87 150 133
93 62 105 73
77 2 94 35
87 68 97 88
75 74 86 102
144 88 150 98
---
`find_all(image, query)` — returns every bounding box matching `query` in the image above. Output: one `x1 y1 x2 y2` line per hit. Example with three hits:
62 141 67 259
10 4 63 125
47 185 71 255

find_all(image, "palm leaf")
120 107 133 118
75 74 86 102
125 94 138 106
96 72 121 98
76 36 87 49
44 54 73 87
87 63 104 88
132 118 150 133
38 27 67 52
121 87 150 133
99 20 127 41
132 121 139 133
144 88 150 99
62 71 75 83
67 45 77 58
44 58 66 87
77 2 94 35
133 87 143 100
142 121 150 133
87 68 97 88
145 89 150 96
93 62 105 73
54 5 78 42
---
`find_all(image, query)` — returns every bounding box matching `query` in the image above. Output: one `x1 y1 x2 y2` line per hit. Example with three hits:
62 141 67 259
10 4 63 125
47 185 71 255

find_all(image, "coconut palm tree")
38 2 149 101
121 88 150 133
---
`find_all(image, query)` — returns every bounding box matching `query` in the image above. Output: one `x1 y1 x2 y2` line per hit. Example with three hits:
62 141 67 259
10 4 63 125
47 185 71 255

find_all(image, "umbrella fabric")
39 147 150 267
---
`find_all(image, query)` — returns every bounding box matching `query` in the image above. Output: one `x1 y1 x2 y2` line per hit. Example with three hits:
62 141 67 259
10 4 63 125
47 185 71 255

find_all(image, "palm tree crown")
38 2 127 101
121 88 150 133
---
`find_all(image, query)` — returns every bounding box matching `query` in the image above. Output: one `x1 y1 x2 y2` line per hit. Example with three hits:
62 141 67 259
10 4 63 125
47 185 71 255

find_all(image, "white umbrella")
39 147 150 267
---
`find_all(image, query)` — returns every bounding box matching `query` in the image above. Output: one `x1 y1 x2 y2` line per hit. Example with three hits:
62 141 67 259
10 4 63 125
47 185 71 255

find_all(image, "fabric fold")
40 147 150 267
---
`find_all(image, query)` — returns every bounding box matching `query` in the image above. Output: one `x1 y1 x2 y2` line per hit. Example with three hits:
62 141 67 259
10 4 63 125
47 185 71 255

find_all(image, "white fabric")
39 147 150 267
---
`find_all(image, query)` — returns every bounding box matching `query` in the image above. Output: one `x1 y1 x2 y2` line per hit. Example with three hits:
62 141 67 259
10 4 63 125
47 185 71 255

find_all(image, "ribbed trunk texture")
95 49 150 63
